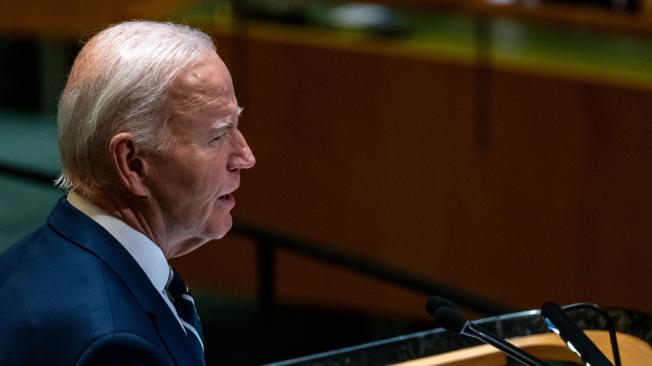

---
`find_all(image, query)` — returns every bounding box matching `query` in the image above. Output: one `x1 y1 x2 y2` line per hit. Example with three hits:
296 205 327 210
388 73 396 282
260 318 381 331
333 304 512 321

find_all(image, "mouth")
218 186 238 204
218 193 233 201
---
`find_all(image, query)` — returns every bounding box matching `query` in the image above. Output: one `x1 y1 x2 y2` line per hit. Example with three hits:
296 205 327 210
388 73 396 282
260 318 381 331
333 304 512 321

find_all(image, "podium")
265 307 652 366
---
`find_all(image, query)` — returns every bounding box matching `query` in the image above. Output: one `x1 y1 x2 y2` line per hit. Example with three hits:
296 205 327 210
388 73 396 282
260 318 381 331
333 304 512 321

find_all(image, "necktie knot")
165 266 189 302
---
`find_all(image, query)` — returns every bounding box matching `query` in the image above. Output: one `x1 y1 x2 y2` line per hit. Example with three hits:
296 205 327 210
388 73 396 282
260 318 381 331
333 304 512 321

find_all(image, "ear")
109 132 150 196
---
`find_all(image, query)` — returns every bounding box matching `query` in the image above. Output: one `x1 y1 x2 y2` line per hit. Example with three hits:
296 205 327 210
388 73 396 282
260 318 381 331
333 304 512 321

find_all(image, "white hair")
55 20 216 193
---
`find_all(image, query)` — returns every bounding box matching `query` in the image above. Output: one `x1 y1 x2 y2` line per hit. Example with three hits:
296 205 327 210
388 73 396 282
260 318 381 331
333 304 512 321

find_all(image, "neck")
73 189 177 259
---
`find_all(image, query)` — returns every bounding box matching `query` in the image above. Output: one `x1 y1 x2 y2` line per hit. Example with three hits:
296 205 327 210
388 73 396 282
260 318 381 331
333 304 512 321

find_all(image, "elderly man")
0 21 255 365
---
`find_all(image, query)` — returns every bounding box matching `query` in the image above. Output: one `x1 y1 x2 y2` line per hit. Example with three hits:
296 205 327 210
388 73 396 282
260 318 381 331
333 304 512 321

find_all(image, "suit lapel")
47 197 204 366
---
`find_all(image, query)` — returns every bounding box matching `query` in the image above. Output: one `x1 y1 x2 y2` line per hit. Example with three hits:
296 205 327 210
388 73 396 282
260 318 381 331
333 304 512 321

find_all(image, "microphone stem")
462 322 550 366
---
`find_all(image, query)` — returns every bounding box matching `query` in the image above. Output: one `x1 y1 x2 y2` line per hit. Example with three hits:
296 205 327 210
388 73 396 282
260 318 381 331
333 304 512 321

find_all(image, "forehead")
167 52 237 119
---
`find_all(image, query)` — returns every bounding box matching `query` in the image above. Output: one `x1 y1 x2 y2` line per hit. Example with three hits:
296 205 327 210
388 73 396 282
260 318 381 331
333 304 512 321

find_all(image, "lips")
218 193 233 201
218 186 238 207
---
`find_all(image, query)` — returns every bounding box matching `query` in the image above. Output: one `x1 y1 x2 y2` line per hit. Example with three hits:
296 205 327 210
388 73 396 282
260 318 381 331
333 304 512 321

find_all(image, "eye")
210 130 229 144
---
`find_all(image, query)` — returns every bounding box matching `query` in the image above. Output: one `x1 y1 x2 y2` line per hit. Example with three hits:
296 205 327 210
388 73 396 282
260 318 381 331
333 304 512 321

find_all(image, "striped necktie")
165 266 204 355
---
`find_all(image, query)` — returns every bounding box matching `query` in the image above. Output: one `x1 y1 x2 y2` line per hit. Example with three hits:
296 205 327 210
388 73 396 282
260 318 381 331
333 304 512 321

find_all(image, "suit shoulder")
0 225 163 365
75 332 173 366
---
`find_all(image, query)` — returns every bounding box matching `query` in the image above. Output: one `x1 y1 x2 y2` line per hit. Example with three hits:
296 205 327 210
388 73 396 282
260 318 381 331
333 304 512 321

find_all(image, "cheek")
191 170 225 199
158 150 228 203
168 159 210 196
198 155 229 187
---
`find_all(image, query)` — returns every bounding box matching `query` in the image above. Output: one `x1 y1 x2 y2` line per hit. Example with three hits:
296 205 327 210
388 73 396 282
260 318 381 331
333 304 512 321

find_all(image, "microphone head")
433 306 467 334
541 301 613 366
541 301 567 330
425 296 457 317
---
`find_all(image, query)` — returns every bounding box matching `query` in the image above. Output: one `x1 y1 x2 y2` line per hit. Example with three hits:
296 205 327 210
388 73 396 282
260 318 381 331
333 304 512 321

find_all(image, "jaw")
162 205 234 259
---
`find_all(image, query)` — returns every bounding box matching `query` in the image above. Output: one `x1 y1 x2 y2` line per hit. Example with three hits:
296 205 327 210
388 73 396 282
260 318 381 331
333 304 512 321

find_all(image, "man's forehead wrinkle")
175 57 230 90
169 92 234 117
168 75 233 111
170 65 233 110
163 52 238 138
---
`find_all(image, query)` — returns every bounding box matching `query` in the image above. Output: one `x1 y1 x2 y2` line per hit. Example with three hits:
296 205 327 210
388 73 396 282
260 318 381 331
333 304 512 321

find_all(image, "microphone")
425 296 550 366
561 303 621 366
541 301 613 366
425 296 456 315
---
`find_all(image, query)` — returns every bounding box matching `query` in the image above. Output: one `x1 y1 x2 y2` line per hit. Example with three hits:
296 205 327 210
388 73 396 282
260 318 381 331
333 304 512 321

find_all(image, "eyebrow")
212 106 244 131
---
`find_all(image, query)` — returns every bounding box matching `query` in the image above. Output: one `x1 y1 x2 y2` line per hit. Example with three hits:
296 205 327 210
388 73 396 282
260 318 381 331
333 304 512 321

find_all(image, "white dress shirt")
67 191 185 331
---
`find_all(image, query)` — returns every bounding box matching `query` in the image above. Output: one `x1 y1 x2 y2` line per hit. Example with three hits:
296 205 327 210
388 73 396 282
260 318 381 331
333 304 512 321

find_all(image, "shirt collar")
67 191 170 293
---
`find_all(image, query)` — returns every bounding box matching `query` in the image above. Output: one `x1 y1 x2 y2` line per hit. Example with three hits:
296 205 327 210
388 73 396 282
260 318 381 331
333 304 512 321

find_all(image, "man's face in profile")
145 51 256 258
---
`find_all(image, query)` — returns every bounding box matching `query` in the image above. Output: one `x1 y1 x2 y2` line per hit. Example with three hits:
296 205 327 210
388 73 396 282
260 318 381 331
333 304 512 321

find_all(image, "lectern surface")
264 307 651 366
392 331 652 366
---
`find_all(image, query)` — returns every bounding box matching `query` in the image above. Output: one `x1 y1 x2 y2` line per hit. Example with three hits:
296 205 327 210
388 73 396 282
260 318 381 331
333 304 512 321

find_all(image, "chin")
167 216 234 258
207 215 233 241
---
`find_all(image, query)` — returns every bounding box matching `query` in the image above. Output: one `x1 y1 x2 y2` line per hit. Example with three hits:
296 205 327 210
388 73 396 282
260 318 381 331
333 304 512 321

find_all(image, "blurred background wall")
1 0 651 364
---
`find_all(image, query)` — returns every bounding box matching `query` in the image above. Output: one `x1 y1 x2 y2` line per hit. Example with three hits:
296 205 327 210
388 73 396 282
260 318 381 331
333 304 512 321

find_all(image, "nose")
227 129 256 171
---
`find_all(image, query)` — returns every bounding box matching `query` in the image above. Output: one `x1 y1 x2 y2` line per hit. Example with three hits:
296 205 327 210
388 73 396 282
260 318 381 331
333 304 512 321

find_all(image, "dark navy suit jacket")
0 197 205 366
